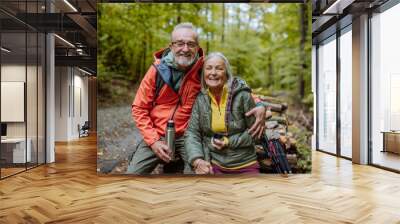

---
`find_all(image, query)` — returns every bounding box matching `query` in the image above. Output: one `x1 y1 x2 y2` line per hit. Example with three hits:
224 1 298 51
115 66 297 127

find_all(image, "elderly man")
127 23 267 174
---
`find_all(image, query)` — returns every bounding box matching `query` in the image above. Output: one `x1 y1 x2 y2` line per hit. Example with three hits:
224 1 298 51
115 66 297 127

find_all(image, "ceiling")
312 0 389 43
0 0 97 74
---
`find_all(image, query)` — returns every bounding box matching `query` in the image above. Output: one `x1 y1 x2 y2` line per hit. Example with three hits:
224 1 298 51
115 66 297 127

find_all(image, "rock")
268 116 287 125
98 158 120 174
266 121 279 129
286 154 297 166
263 102 288 113
289 137 297 145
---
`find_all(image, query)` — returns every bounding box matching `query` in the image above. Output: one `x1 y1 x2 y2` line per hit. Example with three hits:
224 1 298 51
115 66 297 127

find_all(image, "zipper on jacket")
178 60 201 96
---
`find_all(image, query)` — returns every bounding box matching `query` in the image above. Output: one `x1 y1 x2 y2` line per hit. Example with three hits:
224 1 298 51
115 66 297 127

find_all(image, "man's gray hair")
201 52 234 91
171 22 199 43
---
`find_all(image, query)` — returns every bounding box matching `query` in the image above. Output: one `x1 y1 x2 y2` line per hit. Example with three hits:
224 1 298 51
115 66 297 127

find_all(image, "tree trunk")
221 3 225 43
298 1 308 99
138 11 148 81
176 4 181 24
244 6 254 41
136 56 142 82
131 51 136 81
139 41 147 80
206 3 210 53
268 54 273 88
210 5 214 43
236 5 241 31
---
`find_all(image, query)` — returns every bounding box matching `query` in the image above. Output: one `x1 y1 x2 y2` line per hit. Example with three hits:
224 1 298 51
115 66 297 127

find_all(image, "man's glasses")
171 41 198 49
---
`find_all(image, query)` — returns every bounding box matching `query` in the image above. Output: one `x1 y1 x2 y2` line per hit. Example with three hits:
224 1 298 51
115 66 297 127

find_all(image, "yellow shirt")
208 85 228 133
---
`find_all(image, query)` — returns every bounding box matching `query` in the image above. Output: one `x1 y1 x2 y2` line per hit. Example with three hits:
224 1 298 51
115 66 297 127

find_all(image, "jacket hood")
229 77 251 95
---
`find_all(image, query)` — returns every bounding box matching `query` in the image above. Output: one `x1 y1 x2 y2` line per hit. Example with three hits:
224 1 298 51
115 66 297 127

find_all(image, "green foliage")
98 3 312 107
288 125 312 173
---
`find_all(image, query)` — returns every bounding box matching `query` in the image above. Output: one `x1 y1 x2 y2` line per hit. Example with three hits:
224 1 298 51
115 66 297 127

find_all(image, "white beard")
174 54 196 67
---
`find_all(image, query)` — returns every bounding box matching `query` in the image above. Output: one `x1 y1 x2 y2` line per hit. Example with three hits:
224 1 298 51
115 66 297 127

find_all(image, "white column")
352 14 369 164
46 32 55 163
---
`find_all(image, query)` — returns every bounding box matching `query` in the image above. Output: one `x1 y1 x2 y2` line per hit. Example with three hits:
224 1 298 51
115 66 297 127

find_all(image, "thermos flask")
166 120 175 161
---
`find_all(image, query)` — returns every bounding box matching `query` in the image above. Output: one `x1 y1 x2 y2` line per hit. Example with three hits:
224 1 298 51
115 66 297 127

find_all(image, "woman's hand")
211 137 229 150
193 159 214 174
211 138 225 150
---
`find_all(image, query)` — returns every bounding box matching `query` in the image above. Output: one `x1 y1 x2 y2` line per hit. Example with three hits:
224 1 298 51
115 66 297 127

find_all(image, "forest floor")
97 105 141 174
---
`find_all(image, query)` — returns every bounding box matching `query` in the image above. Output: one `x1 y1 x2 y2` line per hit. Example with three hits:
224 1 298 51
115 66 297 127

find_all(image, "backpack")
260 135 292 174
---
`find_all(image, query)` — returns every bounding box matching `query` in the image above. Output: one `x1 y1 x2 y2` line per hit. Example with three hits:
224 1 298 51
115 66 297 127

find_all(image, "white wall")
55 66 89 141
1 65 26 81
72 72 89 138
55 66 69 141
1 63 46 164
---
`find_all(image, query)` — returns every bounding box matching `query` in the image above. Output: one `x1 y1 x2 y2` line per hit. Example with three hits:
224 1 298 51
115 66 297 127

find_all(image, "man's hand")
150 140 171 163
193 159 214 174
246 106 267 139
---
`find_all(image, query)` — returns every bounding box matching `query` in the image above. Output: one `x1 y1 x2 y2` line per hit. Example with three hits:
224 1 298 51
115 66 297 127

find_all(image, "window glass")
371 3 400 171
317 35 337 154
339 28 352 158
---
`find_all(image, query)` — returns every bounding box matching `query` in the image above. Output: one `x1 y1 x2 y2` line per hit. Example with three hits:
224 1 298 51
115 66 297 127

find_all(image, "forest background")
97 3 313 173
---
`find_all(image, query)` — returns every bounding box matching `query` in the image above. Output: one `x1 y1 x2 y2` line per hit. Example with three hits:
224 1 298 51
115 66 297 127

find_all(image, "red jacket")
132 48 204 146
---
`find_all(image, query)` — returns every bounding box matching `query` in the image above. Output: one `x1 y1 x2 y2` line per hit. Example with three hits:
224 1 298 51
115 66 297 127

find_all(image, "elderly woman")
184 52 259 174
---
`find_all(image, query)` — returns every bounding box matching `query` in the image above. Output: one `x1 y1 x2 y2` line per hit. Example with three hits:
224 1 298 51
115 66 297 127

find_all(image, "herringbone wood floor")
1 135 399 224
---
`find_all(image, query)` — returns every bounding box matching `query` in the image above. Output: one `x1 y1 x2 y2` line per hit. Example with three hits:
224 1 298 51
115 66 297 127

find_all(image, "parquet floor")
372 150 400 171
1 135 400 224
1 167 26 177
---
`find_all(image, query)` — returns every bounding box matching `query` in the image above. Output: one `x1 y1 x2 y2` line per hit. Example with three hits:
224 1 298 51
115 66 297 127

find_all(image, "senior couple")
127 23 268 175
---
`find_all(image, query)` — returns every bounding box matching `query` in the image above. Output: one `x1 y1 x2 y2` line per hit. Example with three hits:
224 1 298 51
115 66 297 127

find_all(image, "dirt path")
97 106 142 174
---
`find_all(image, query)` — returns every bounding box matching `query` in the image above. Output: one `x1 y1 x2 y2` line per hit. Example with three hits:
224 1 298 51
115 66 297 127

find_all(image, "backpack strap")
151 63 166 107
168 95 182 120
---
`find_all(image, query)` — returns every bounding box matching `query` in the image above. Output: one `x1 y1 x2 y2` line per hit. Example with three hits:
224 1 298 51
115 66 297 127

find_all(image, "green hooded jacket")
184 77 257 169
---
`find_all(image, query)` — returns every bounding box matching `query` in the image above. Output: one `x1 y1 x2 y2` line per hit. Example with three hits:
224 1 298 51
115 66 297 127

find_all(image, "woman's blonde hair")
201 52 233 91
